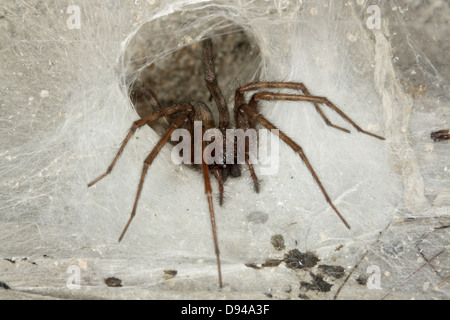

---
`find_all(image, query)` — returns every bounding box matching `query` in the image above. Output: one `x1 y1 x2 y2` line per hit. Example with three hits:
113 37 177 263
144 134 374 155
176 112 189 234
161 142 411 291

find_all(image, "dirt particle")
262 259 283 268
270 234 286 251
245 259 282 270
300 273 333 292
318 265 346 279
104 277 122 287
163 269 178 280
356 275 368 286
0 281 11 290
284 249 319 269
431 129 449 142
245 263 261 270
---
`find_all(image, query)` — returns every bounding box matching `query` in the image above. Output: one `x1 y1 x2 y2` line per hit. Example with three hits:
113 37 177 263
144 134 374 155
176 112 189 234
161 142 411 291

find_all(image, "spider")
88 37 385 288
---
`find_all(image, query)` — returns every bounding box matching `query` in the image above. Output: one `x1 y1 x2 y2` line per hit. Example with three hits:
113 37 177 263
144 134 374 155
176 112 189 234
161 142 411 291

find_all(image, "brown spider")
88 38 385 288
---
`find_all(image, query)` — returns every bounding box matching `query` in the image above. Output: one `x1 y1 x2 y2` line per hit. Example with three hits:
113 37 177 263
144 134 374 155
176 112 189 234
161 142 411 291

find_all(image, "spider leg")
213 167 225 206
131 85 162 108
88 103 193 187
245 157 260 193
236 108 260 193
201 139 223 288
237 82 351 134
118 114 189 242
253 92 384 140
131 86 173 130
236 82 385 140
249 91 385 140
202 38 230 132
240 105 351 230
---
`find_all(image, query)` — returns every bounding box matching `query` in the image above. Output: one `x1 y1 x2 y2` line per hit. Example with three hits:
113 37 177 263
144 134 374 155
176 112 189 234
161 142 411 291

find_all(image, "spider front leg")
238 105 351 230
118 114 189 242
235 108 260 193
88 103 193 187
130 85 162 109
202 139 223 288
202 38 229 132
212 167 225 206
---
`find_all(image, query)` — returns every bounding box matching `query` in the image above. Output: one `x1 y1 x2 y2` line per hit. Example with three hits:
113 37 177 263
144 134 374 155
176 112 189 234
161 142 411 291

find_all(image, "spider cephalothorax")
89 37 385 288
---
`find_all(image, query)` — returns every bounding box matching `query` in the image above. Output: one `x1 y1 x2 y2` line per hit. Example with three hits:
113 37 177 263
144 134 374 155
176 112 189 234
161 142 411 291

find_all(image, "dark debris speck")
163 270 178 280
104 277 122 288
284 249 319 269
318 265 346 279
262 259 283 268
0 281 11 290
356 275 368 286
300 273 333 292
270 234 286 251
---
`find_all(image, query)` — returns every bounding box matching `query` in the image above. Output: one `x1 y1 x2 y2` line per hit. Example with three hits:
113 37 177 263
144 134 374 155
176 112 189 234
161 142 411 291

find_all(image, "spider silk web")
0 0 448 299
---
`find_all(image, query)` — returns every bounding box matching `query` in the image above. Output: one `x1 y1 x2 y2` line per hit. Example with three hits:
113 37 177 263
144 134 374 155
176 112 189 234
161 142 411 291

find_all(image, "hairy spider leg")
202 39 229 132
213 167 225 206
118 114 189 242
237 82 352 134
131 84 175 131
246 90 385 140
202 139 223 288
239 105 351 230
245 157 260 193
234 108 260 193
240 88 386 229
203 38 236 202
87 103 193 187
131 85 162 108
237 82 385 140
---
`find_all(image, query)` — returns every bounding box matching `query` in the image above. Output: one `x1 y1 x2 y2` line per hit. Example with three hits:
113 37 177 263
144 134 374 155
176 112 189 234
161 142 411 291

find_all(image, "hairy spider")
88 37 385 288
